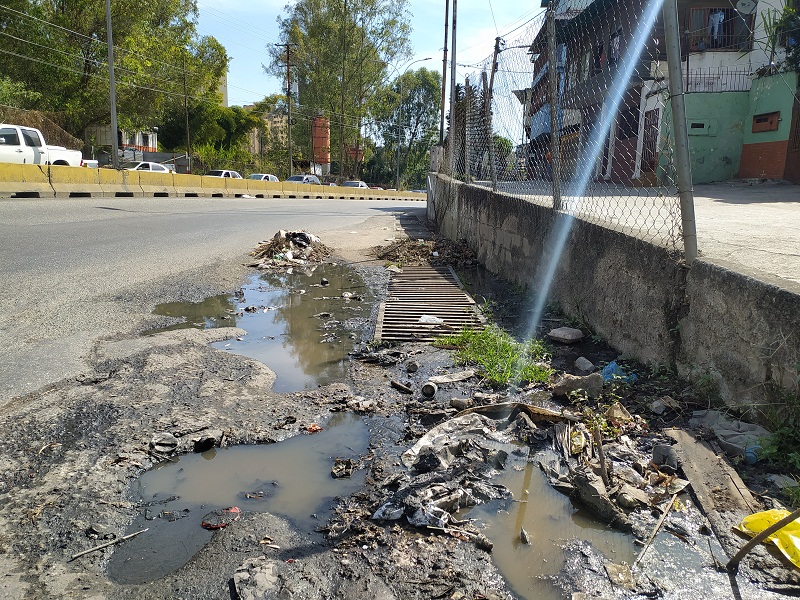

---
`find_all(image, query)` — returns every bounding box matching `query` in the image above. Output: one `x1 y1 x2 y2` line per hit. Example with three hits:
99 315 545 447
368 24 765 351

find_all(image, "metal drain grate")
374 265 485 342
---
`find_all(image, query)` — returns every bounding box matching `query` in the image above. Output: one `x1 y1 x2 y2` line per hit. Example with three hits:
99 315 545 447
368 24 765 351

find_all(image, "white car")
342 180 369 188
247 173 279 182
0 123 83 166
207 169 243 178
285 174 321 185
121 161 174 173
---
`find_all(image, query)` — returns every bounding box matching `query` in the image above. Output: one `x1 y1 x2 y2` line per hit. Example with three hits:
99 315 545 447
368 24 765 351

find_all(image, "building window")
142 133 150 148
688 7 753 51
752 112 780 133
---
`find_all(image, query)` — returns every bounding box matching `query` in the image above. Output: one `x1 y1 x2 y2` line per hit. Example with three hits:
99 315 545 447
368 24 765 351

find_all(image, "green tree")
0 76 41 107
369 67 441 188
267 0 412 178
0 0 227 136
159 101 261 151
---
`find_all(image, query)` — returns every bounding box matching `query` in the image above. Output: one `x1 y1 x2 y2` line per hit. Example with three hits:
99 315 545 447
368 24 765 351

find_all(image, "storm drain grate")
374 265 485 342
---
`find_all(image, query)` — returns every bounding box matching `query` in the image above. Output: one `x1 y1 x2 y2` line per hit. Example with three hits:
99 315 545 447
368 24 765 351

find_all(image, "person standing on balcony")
708 10 724 47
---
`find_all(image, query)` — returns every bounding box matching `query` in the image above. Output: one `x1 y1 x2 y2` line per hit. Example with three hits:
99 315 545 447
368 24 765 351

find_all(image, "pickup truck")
0 123 83 166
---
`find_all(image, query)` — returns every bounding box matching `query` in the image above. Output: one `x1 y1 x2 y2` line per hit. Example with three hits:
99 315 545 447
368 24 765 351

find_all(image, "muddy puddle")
108 413 369 584
146 264 375 392
460 448 637 600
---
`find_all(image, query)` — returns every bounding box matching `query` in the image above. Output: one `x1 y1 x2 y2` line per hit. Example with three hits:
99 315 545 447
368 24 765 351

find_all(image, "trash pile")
250 230 333 268
372 237 477 267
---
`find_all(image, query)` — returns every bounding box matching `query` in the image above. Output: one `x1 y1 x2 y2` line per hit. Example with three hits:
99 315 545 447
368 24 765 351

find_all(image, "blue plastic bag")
600 361 637 383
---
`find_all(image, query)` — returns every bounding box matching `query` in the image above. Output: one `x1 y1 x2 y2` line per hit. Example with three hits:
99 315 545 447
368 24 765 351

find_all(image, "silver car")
247 173 279 182
285 174 321 184
207 169 243 178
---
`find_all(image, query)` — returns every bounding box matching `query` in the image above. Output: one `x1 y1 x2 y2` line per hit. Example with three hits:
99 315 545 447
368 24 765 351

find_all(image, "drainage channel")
375 265 485 342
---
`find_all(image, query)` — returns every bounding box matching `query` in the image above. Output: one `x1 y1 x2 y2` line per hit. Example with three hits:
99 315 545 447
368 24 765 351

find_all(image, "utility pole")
487 37 501 190
439 0 450 145
340 0 348 181
105 0 119 169
447 0 457 175
546 5 562 210
183 52 191 173
276 43 295 176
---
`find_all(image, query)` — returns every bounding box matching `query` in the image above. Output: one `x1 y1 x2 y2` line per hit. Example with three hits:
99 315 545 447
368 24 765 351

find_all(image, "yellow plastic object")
736 509 800 569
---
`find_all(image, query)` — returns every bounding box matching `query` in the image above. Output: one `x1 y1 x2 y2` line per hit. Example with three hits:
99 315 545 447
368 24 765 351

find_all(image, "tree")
369 67 441 188
267 0 412 178
0 0 228 137
159 101 261 151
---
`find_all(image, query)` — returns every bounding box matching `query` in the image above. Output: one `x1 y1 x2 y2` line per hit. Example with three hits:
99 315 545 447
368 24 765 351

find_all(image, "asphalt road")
0 196 425 403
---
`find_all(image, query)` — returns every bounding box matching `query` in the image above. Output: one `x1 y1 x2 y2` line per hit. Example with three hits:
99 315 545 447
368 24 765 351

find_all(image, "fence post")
546 3 562 210
662 0 698 263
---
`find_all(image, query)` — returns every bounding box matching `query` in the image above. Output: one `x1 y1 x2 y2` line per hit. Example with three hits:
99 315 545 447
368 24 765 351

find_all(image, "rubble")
250 230 333 268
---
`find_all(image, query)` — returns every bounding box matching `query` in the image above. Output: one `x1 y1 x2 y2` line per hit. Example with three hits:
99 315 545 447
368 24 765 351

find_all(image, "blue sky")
195 0 544 107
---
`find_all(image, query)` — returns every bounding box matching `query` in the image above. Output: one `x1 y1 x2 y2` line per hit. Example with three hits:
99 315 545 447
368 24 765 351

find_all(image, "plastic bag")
736 509 800 569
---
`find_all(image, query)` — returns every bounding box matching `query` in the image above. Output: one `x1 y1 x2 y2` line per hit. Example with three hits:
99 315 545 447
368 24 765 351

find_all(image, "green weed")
434 324 553 387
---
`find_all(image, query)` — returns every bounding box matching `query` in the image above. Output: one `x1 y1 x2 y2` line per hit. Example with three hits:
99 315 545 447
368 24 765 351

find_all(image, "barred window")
688 7 753 51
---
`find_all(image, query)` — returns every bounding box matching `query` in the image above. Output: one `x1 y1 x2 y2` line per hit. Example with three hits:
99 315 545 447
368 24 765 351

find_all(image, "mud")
0 221 797 600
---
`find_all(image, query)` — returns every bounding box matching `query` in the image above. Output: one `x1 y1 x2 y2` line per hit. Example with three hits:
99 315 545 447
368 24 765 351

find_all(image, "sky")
195 0 544 108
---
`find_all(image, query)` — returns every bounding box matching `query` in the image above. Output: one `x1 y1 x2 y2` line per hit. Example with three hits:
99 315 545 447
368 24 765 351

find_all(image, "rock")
650 398 667 414
188 429 224 453
574 356 595 372
604 403 632 423
652 444 678 475
320 277 329 286
547 327 584 344
234 557 280 600
520 526 531 544
347 396 377 412
571 467 632 531
768 474 800 490
552 373 603 398
331 458 354 478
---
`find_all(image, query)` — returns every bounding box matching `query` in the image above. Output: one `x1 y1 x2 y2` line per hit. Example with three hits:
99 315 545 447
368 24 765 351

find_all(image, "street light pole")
395 57 431 190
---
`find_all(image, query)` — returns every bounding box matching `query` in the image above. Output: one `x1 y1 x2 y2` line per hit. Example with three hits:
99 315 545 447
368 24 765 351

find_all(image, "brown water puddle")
107 413 369 584
145 264 374 392
460 448 637 600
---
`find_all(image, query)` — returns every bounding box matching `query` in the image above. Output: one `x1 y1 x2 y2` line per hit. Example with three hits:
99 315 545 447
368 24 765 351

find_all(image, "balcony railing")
688 7 754 52
684 66 752 93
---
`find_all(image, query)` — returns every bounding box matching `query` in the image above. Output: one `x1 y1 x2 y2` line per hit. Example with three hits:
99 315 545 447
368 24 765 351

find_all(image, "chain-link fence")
445 0 686 253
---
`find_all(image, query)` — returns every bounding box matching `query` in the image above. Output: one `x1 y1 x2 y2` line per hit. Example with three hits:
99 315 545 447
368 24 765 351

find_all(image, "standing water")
108 413 369 583
146 263 375 392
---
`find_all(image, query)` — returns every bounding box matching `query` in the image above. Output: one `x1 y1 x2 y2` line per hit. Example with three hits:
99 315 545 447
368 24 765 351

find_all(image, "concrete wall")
685 92 748 183
429 174 800 414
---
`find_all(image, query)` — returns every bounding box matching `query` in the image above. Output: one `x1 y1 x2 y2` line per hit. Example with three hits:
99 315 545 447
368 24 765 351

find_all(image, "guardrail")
0 164 427 201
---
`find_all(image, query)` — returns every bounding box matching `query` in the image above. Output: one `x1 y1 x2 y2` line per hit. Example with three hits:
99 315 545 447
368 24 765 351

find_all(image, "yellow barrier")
50 164 101 197
0 163 53 197
98 169 143 197
225 177 249 196
281 182 302 198
138 171 173 196
246 179 283 197
172 173 205 197
200 175 227 196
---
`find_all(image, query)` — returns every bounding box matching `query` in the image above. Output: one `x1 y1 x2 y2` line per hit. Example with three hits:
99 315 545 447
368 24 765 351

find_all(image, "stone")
574 356 595 372
552 373 603 398
650 398 667 415
547 327 584 344
235 557 280 600
405 360 419 373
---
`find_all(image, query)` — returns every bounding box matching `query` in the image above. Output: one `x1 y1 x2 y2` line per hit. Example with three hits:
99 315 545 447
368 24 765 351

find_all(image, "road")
0 196 425 402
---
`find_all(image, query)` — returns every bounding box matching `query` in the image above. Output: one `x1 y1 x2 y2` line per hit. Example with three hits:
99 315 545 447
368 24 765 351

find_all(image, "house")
519 0 799 185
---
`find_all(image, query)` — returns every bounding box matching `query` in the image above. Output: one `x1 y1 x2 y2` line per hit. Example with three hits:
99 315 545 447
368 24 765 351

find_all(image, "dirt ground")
0 217 797 600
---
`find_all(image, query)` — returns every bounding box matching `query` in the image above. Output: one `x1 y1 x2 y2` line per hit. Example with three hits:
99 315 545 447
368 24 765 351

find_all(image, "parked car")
286 174 321 184
342 180 369 188
207 169 243 178
247 173 279 182
0 123 83 166
368 185 384 190
121 161 174 173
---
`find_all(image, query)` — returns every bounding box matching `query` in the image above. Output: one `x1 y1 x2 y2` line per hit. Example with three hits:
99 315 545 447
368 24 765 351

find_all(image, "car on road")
121 161 174 173
286 174 321 185
247 173 279 182
207 169 243 179
342 180 369 188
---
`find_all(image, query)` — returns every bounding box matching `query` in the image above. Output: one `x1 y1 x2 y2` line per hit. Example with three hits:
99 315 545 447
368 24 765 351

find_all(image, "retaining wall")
0 164 426 201
429 174 799 414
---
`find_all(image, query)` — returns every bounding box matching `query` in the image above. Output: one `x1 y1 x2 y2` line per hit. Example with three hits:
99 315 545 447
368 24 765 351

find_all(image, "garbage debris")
421 381 438 398
735 509 800 569
331 458 355 479
149 432 178 455
688 410 771 459
547 327 584 344
419 315 445 324
251 230 332 268
600 361 637 383
390 380 413 394
201 507 241 530
428 370 475 384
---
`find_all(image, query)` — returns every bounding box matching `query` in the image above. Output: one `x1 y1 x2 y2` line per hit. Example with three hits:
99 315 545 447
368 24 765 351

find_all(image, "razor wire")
448 0 688 253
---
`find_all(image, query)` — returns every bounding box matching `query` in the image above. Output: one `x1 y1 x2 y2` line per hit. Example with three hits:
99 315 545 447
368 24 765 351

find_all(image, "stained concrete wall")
429 174 800 413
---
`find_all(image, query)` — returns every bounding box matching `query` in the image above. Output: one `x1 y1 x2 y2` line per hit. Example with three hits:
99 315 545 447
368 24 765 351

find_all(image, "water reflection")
145 293 237 334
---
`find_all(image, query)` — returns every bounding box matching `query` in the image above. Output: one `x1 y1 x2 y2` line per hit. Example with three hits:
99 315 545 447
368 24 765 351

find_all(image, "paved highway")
0 196 425 402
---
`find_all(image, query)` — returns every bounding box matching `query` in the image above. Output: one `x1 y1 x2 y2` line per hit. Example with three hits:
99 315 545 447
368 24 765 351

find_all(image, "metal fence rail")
444 0 687 254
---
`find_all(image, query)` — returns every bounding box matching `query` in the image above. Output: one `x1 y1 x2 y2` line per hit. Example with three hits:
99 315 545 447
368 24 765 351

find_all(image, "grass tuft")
434 324 553 387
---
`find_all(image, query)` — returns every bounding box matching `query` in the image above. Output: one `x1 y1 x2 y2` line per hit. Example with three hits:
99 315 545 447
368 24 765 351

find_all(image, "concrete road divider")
225 177 249 196
201 175 227 197
138 171 173 196
51 164 101 197
0 163 54 197
246 180 283 198
99 169 143 197
172 173 205 197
